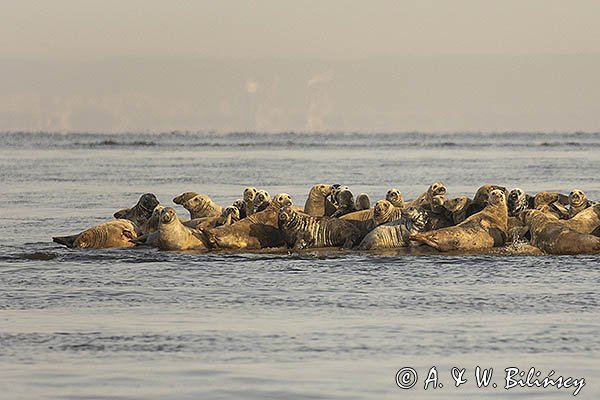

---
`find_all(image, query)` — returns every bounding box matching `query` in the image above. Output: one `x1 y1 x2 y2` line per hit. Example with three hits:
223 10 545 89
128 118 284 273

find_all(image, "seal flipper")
52 234 80 248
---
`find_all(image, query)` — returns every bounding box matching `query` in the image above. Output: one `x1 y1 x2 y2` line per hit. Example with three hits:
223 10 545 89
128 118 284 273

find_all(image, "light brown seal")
242 187 258 217
53 219 141 249
173 192 198 205
406 182 447 208
411 189 508 252
568 189 592 218
518 208 600 255
303 184 334 217
465 184 508 217
181 194 222 219
202 193 293 250
134 207 208 251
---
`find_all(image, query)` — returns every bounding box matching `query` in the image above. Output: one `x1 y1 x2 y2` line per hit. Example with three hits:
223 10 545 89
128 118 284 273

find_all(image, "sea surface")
0 131 599 399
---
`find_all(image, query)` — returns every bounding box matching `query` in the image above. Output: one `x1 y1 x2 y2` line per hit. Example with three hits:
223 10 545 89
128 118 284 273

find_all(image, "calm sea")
1 132 599 399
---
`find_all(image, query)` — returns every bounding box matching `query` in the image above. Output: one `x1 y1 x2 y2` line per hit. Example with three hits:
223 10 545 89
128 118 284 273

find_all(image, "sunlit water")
1 132 599 399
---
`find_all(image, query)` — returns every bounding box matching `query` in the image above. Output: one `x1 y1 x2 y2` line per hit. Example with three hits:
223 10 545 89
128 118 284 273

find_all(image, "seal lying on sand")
518 207 600 255
278 206 361 249
385 188 405 209
53 219 141 249
355 193 371 211
357 206 428 250
202 193 293 250
133 207 208 251
113 193 160 232
303 184 334 217
568 189 593 218
181 194 222 219
411 189 508 252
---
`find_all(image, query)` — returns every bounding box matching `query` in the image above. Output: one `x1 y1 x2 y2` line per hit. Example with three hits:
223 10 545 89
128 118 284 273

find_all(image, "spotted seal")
278 205 361 249
385 188 405 209
253 190 271 213
507 188 534 217
357 206 428 250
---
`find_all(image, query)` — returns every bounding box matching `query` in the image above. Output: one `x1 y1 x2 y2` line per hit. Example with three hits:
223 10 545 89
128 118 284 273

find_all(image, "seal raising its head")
568 189 591 218
113 193 160 232
385 188 404 209
182 194 223 219
355 193 371 211
304 184 334 216
254 190 272 212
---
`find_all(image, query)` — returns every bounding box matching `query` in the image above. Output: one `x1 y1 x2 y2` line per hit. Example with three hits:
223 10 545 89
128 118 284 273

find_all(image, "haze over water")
0 132 599 399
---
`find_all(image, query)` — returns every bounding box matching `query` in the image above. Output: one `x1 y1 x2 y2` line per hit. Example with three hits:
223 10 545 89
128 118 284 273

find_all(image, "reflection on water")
0 132 599 399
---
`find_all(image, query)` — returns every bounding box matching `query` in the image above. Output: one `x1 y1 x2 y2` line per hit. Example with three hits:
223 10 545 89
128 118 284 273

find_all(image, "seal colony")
52 183 600 255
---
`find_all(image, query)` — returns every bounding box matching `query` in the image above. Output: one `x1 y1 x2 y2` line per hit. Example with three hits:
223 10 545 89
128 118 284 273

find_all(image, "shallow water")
1 132 599 399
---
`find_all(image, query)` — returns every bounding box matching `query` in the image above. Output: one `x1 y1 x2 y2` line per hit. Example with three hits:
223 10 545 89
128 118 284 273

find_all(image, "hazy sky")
2 0 600 132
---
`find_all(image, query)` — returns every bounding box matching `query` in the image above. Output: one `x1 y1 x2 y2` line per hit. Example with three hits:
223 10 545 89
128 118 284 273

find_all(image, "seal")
507 188 534 217
173 192 199 205
530 191 570 219
303 184 334 217
184 206 242 230
411 189 508 252
253 190 271 213
442 196 472 225
53 219 141 249
406 182 447 208
518 208 600 255
385 188 405 209
568 189 593 218
331 189 357 217
202 193 293 250
278 205 361 249
330 184 349 208
357 206 428 250
231 198 247 219
340 199 403 223
134 207 208 251
181 194 223 219
465 184 507 217
547 203 600 235
113 193 160 233
355 193 371 211
242 187 258 217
